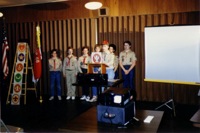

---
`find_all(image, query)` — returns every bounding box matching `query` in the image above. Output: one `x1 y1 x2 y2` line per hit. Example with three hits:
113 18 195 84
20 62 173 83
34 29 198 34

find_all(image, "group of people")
48 40 137 102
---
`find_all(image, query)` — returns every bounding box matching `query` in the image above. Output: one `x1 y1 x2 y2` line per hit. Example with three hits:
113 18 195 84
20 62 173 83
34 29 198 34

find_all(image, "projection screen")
144 25 200 85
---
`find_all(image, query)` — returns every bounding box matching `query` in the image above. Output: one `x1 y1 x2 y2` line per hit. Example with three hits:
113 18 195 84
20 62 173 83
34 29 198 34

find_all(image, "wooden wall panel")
97 12 200 104
5 18 96 96
1 0 199 23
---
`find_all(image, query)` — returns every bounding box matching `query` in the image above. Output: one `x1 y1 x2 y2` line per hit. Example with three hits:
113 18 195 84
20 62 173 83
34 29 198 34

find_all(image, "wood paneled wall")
4 11 200 104
6 18 96 95
97 12 200 104
1 0 199 23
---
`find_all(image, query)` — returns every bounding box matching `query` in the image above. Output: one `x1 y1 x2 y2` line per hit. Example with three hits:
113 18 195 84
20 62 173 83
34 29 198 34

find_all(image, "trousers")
50 71 62 96
121 65 135 90
65 70 76 97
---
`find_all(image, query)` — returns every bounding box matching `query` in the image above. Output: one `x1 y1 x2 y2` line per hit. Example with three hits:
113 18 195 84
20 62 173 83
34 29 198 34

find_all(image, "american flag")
2 35 9 79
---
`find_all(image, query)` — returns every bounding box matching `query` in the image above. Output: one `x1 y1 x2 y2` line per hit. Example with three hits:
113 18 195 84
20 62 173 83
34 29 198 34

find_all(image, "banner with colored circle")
14 73 23 83
11 94 20 105
13 83 22 95
11 43 27 105
15 63 24 73
17 43 26 52
17 43 26 63
17 53 26 63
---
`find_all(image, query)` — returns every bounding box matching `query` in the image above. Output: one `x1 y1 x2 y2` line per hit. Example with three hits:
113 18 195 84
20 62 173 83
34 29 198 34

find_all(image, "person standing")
78 46 91 101
63 47 78 100
101 40 115 92
119 41 137 90
109 43 119 79
49 49 63 101
88 44 102 102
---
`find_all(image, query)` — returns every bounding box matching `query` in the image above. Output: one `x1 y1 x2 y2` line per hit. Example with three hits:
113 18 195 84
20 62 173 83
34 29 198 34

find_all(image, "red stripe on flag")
2 37 9 79
33 48 42 80
33 25 42 83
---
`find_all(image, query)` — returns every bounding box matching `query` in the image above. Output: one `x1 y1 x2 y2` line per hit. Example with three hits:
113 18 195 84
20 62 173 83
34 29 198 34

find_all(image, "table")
59 106 164 133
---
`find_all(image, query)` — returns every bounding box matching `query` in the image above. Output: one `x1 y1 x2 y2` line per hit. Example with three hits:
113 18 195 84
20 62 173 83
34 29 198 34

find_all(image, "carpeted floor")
1 92 200 133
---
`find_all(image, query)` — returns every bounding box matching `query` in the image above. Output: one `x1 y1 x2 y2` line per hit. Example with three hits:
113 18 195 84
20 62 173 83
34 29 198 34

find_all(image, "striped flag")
2 36 9 79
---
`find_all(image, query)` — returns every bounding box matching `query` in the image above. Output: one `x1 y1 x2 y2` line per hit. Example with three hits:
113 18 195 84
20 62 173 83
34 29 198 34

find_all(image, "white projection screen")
144 25 200 85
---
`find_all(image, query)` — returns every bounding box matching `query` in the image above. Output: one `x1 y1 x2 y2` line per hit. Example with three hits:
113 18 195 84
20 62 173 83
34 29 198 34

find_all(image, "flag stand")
6 43 37 105
33 80 43 103
39 79 43 103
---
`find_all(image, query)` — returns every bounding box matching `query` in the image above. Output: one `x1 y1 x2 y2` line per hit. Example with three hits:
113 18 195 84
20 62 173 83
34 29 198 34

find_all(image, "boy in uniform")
119 41 137 90
63 47 78 100
78 46 91 101
49 49 63 101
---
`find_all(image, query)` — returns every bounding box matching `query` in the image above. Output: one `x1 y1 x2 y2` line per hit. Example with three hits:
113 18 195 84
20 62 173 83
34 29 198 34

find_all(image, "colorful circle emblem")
18 53 25 62
12 94 20 104
14 84 21 93
93 54 101 63
18 43 26 52
15 73 22 82
16 63 23 72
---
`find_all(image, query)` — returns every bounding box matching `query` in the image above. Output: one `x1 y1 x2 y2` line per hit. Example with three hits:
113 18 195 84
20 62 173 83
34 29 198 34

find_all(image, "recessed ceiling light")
85 2 102 10
0 12 3 17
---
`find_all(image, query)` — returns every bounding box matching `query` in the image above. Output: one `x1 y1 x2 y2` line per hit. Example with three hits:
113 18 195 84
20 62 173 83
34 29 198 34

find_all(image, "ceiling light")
0 12 3 17
85 2 102 10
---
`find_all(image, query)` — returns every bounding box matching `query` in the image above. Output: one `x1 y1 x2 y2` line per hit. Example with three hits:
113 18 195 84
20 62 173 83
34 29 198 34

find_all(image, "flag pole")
36 25 43 103
39 78 43 103
34 25 43 103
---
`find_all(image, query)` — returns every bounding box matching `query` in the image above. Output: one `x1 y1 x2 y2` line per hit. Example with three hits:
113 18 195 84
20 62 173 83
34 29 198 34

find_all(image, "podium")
87 63 108 74
76 63 108 95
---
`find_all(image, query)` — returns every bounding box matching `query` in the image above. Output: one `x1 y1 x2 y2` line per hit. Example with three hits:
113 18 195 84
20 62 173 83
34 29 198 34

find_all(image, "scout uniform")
77 55 91 73
119 50 137 89
78 55 91 100
63 55 78 98
49 57 62 98
102 51 115 80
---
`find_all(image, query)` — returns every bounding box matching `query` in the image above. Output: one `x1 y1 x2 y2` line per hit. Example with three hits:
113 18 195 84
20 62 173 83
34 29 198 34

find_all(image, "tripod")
155 83 176 116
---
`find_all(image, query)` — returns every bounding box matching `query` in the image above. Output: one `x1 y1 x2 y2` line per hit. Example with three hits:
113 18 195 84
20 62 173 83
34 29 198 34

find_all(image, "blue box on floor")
97 101 135 125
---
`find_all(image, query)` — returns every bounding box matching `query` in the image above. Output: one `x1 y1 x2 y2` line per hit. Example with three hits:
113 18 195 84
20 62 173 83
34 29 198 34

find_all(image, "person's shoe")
86 96 90 101
80 95 86 100
72 96 75 100
49 96 54 101
58 96 62 100
86 97 90 102
89 96 97 102
66 96 70 100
